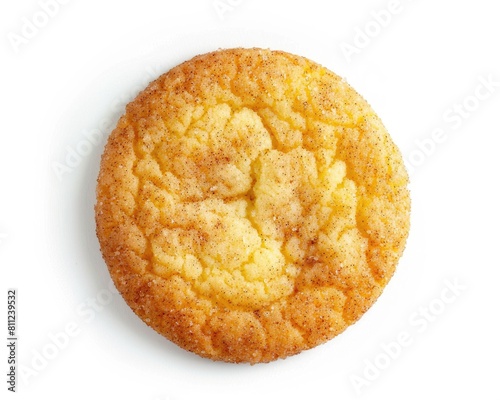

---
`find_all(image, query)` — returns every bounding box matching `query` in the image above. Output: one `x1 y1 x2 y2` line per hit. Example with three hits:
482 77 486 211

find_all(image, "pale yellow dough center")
134 102 358 309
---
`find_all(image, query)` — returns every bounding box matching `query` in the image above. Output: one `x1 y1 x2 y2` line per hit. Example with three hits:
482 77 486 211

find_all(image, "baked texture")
95 48 410 363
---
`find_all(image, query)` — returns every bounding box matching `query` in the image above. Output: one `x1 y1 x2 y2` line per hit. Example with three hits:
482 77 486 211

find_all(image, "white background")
1 0 499 399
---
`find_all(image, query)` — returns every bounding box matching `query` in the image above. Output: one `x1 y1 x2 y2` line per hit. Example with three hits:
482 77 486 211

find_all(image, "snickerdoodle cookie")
95 48 410 363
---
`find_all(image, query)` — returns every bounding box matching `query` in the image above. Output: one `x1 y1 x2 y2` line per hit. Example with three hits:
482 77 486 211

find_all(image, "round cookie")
95 48 410 363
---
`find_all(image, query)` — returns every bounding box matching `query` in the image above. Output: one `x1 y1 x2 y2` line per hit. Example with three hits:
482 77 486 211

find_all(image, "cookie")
95 48 410 363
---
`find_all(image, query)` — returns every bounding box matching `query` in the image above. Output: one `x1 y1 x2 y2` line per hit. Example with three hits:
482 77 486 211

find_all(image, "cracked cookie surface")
95 48 410 363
